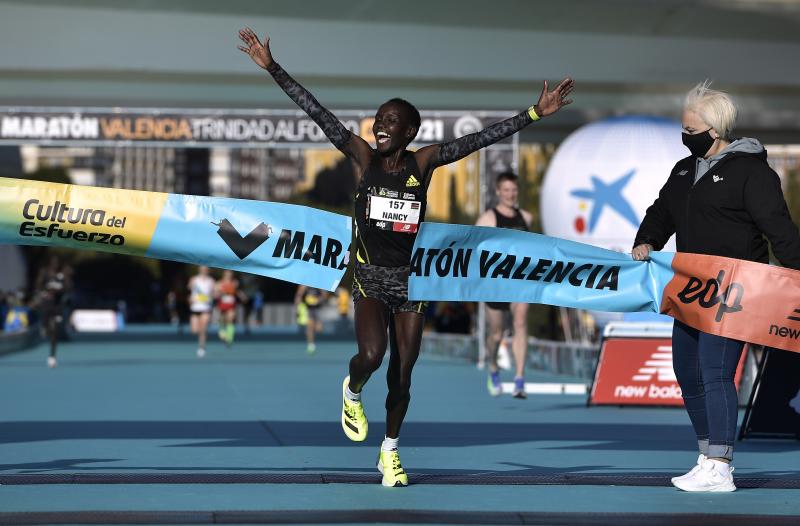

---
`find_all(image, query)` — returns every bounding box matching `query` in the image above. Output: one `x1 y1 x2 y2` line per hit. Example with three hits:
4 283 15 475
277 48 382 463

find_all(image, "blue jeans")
671 320 745 461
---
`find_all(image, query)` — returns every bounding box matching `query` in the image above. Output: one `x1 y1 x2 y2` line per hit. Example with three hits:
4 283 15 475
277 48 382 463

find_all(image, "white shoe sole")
671 455 707 484
673 479 736 492
671 469 700 484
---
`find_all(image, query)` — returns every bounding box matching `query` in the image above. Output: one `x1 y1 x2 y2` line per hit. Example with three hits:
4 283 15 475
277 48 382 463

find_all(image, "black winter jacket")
634 149 800 270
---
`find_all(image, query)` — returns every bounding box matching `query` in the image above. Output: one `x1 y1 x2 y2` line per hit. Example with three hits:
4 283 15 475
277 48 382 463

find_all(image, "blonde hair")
684 81 737 140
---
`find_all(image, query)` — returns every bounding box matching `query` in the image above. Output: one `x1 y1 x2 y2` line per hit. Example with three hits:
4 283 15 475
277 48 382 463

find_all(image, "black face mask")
682 129 715 158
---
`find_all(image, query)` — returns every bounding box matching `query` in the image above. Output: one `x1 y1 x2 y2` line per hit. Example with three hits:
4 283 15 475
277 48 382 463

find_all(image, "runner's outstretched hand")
238 27 273 70
534 78 575 117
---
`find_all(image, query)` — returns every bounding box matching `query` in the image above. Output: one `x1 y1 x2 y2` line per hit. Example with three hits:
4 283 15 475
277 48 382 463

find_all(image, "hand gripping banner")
0 178 351 291
408 223 800 354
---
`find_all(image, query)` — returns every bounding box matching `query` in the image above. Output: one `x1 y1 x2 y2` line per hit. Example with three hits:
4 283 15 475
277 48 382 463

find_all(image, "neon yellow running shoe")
341 376 367 441
377 449 408 487
296 303 309 326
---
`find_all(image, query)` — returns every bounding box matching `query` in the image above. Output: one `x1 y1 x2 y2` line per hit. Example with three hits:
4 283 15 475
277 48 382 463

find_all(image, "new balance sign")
589 337 747 406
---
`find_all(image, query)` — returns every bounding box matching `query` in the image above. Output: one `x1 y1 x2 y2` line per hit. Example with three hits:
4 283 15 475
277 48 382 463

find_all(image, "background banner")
409 222 800 353
0 178 351 291
0 107 514 148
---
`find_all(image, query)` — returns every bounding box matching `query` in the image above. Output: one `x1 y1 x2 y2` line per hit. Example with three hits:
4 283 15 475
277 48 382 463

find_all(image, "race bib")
368 194 421 234
193 293 210 303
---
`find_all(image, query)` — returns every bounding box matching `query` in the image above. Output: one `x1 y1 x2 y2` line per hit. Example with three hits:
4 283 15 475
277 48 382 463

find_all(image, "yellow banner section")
0 178 168 256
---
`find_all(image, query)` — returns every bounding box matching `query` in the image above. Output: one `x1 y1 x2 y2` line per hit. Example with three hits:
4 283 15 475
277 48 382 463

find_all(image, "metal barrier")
420 332 478 361
526 338 599 380
259 304 296 327
421 332 599 380
0 324 40 356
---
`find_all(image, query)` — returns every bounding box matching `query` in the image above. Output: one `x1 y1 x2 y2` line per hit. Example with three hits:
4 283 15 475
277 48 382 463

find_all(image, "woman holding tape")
238 27 573 487
633 82 800 492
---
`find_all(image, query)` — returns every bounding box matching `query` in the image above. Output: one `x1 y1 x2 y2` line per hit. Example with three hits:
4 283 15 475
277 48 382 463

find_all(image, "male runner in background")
476 172 533 398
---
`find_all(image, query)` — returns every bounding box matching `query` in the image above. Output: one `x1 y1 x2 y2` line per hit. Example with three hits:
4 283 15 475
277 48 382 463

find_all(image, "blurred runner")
216 270 246 348
188 266 215 358
336 286 351 334
35 258 72 368
295 285 325 354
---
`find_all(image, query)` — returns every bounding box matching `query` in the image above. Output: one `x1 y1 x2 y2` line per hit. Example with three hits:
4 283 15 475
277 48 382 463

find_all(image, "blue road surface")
0 333 799 525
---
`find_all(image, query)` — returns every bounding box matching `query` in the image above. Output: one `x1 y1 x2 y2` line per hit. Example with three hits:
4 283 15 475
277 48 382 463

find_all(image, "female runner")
238 27 573 486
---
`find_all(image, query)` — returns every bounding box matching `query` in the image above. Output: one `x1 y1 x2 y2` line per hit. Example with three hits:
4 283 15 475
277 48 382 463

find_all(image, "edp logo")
677 270 744 322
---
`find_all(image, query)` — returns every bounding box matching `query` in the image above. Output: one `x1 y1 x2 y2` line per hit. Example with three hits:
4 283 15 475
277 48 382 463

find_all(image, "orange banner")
661 253 800 353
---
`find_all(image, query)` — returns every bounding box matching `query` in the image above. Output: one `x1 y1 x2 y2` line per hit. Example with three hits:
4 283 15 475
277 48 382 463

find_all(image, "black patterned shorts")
352 264 427 314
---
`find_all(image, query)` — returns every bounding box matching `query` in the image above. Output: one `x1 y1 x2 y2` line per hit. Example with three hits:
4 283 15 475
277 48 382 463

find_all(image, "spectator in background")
433 302 473 335
251 289 264 326
0 292 8 332
4 290 30 334
238 273 261 334
166 289 181 333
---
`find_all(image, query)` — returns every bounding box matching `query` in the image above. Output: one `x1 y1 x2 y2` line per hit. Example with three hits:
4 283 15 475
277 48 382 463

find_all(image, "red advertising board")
589 337 747 406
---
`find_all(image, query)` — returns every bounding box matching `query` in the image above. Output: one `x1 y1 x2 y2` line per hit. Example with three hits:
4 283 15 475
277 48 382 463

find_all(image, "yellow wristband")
527 105 540 121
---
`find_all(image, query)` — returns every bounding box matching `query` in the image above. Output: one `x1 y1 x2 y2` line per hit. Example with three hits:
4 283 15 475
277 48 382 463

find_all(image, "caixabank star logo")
540 116 687 251
569 169 639 236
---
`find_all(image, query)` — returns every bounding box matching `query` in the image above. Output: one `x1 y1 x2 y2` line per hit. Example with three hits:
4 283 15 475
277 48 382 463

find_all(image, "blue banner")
0 178 351 292
407 222 675 312
148 195 352 291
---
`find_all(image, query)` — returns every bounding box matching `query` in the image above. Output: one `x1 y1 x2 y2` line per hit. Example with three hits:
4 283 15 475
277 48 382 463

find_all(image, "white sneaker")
671 454 706 484
672 458 736 492
47 356 57 368
196 348 206 358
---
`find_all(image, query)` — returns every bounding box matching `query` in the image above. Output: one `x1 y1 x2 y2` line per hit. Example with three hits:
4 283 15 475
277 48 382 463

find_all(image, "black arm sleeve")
434 111 532 167
267 62 352 150
743 166 800 270
633 182 675 251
